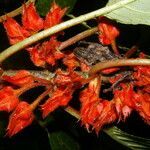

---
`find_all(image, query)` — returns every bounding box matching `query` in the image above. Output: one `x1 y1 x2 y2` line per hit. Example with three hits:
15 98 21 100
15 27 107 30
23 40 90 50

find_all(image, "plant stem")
67 14 91 29
65 106 80 120
16 83 41 96
111 39 119 55
59 27 98 50
0 0 136 63
30 87 52 110
0 0 36 23
125 45 138 58
89 58 150 75
2 70 55 81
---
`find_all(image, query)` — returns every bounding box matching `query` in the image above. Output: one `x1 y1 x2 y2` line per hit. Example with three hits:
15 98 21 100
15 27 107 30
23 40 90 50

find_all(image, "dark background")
0 0 150 150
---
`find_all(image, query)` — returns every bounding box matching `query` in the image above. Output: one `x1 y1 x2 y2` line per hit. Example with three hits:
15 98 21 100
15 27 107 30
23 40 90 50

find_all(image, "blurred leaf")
38 115 55 127
105 0 150 25
104 126 150 150
36 0 77 16
47 130 80 150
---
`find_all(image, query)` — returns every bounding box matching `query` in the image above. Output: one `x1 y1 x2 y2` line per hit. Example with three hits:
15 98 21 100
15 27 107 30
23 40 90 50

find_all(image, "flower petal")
22 3 44 32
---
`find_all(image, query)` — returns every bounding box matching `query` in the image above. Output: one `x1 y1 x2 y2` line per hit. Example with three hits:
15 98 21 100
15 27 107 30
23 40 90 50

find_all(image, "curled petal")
133 92 150 124
2 70 34 87
114 84 134 121
93 101 117 133
0 87 19 112
54 69 83 87
80 85 117 133
41 87 73 118
22 3 44 32
63 53 79 71
133 66 150 87
98 17 119 45
44 2 67 29
80 87 100 126
27 46 45 67
6 101 34 137
3 17 30 44
27 37 63 67
44 37 64 66
80 78 102 130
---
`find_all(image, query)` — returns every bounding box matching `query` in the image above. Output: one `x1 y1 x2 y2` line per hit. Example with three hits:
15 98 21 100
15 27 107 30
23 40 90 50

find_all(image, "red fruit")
6 101 34 137
3 17 30 44
0 86 19 112
22 3 44 32
98 17 119 45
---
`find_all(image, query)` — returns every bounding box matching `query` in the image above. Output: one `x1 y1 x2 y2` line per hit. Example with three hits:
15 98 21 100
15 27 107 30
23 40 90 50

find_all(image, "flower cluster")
4 2 67 67
80 64 150 133
0 1 150 138
0 70 35 136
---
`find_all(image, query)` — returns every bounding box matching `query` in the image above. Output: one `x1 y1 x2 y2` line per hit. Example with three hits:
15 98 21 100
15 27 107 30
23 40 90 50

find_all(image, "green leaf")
105 0 150 25
104 126 150 150
36 0 77 16
47 130 80 150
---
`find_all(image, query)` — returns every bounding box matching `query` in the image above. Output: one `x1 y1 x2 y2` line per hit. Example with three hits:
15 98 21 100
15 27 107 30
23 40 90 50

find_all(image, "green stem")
67 14 91 29
0 0 136 63
59 27 98 50
89 58 150 75
30 87 52 110
0 0 36 23
16 83 42 96
65 106 80 120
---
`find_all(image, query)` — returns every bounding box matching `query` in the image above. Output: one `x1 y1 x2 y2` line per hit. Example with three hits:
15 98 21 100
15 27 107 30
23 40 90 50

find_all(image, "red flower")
63 53 79 71
133 92 150 124
2 70 34 87
28 37 64 67
44 2 67 29
0 86 19 112
27 45 45 67
80 85 100 129
80 62 90 72
98 17 119 45
54 69 83 87
79 77 118 133
80 85 117 133
22 3 44 32
133 66 150 87
93 100 117 133
3 17 30 45
41 86 73 118
6 101 34 137
4 2 66 45
114 84 134 121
